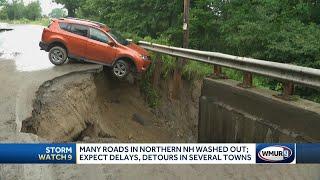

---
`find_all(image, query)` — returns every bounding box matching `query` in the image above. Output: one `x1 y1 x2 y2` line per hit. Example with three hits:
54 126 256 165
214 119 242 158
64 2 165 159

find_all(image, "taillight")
41 28 48 41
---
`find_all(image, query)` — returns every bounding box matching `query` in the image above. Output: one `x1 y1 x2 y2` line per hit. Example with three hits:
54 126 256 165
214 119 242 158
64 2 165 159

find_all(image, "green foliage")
1 18 50 26
24 1 41 21
0 0 5 6
0 0 41 21
0 6 7 19
143 36 177 79
189 0 224 51
223 69 242 82
139 78 161 108
219 0 320 68
77 0 183 46
218 0 320 101
49 8 66 18
53 0 84 17
183 62 212 80
6 0 25 20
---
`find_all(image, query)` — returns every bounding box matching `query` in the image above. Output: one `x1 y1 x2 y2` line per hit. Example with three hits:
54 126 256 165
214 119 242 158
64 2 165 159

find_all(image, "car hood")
126 43 149 56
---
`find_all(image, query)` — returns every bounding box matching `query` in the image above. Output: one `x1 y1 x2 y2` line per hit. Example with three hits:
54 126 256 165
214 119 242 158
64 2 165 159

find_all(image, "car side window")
70 24 88 37
59 22 69 31
89 28 110 43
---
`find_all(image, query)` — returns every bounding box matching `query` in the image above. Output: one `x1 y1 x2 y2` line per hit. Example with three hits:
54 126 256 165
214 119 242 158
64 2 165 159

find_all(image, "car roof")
56 18 110 32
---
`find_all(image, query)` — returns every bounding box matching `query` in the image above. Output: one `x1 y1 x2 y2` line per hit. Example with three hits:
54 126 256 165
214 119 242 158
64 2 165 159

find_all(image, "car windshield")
108 31 129 46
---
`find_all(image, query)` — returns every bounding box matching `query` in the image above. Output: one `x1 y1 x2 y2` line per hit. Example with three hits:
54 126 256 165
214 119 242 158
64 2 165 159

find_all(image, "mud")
21 68 200 143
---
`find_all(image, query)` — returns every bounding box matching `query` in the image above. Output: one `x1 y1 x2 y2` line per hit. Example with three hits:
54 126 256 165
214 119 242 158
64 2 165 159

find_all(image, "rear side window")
89 28 110 43
70 24 88 37
59 22 69 31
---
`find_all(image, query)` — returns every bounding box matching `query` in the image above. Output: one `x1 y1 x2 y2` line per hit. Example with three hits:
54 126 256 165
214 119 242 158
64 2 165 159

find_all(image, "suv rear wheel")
49 46 67 65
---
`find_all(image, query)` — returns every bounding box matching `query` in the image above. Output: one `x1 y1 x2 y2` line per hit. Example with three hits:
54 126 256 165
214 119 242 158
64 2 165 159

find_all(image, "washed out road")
0 23 319 180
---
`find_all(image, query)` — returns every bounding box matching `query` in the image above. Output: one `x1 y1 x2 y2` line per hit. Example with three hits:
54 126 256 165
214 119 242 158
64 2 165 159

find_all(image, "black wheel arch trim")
113 56 138 71
48 40 68 53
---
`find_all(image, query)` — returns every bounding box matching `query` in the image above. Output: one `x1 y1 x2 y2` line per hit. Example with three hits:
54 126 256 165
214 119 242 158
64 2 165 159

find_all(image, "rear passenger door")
65 24 89 58
86 27 116 64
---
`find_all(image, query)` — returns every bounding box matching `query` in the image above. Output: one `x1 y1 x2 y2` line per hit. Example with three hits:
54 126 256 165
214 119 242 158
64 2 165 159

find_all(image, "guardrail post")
214 65 222 76
239 72 253 88
276 81 295 100
283 81 294 99
212 65 227 79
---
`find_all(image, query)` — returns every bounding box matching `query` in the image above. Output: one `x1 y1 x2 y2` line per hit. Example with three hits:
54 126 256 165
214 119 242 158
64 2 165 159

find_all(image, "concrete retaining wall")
198 78 320 143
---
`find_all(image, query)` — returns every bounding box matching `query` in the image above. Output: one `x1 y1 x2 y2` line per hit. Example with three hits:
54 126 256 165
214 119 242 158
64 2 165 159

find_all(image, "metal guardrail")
136 40 320 98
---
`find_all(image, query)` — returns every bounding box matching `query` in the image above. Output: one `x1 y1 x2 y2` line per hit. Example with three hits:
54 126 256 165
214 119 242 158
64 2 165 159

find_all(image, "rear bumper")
39 41 49 51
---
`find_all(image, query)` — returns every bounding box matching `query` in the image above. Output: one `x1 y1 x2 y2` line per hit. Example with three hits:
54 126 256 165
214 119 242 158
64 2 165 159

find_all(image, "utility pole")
183 0 190 49
172 0 190 99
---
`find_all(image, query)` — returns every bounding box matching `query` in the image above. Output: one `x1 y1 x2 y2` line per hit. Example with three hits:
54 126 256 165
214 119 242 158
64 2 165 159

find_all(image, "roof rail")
65 17 108 29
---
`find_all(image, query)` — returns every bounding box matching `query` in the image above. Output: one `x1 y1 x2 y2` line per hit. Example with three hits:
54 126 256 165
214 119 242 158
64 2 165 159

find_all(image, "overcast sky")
23 0 64 15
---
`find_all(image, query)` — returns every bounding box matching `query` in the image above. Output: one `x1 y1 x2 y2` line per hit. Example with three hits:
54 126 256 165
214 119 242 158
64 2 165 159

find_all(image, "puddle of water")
0 24 54 71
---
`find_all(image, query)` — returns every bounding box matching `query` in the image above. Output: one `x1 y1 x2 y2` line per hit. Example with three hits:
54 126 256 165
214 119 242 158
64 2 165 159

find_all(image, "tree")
0 0 42 20
0 0 8 19
53 0 83 17
78 0 183 44
6 0 25 20
49 8 66 18
0 0 6 6
24 1 41 20
218 0 320 68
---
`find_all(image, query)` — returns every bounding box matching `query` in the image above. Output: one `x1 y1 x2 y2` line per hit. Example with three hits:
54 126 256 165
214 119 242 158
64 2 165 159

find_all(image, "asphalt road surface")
0 23 319 180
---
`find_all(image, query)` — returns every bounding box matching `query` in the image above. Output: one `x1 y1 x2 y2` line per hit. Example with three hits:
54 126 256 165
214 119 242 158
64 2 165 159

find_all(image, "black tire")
49 46 67 65
112 60 130 78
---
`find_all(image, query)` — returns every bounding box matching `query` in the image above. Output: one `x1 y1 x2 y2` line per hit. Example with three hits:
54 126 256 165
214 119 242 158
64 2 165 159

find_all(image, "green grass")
139 79 161 108
183 61 212 80
0 18 50 26
223 68 242 81
223 68 276 89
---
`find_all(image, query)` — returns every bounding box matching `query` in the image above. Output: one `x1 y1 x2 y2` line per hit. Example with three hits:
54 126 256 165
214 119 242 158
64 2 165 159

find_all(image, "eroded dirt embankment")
21 68 200 143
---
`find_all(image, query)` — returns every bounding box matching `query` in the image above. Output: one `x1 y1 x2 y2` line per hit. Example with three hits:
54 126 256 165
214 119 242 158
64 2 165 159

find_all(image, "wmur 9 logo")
256 144 295 164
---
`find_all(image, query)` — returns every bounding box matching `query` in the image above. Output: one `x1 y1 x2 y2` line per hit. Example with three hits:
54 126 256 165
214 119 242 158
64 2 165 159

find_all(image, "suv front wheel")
49 46 67 65
113 60 130 78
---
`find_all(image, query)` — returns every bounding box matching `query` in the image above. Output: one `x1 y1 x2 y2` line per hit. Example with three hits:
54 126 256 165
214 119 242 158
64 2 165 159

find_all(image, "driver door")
86 28 116 64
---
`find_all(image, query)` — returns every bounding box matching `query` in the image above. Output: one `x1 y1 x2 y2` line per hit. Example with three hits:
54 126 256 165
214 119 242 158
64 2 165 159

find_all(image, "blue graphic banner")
296 144 320 164
0 143 318 164
0 144 76 164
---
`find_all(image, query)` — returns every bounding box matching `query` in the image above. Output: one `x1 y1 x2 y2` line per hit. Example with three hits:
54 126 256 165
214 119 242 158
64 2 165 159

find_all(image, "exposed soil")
21 68 201 143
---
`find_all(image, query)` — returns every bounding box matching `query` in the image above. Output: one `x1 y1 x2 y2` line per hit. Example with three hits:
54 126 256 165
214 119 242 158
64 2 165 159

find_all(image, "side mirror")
108 41 116 47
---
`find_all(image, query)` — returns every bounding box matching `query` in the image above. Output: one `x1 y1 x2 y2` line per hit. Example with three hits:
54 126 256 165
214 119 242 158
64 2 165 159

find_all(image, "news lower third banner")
0 144 319 164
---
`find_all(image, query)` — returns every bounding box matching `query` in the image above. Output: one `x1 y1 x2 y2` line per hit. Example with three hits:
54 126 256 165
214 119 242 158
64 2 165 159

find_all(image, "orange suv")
39 18 151 78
